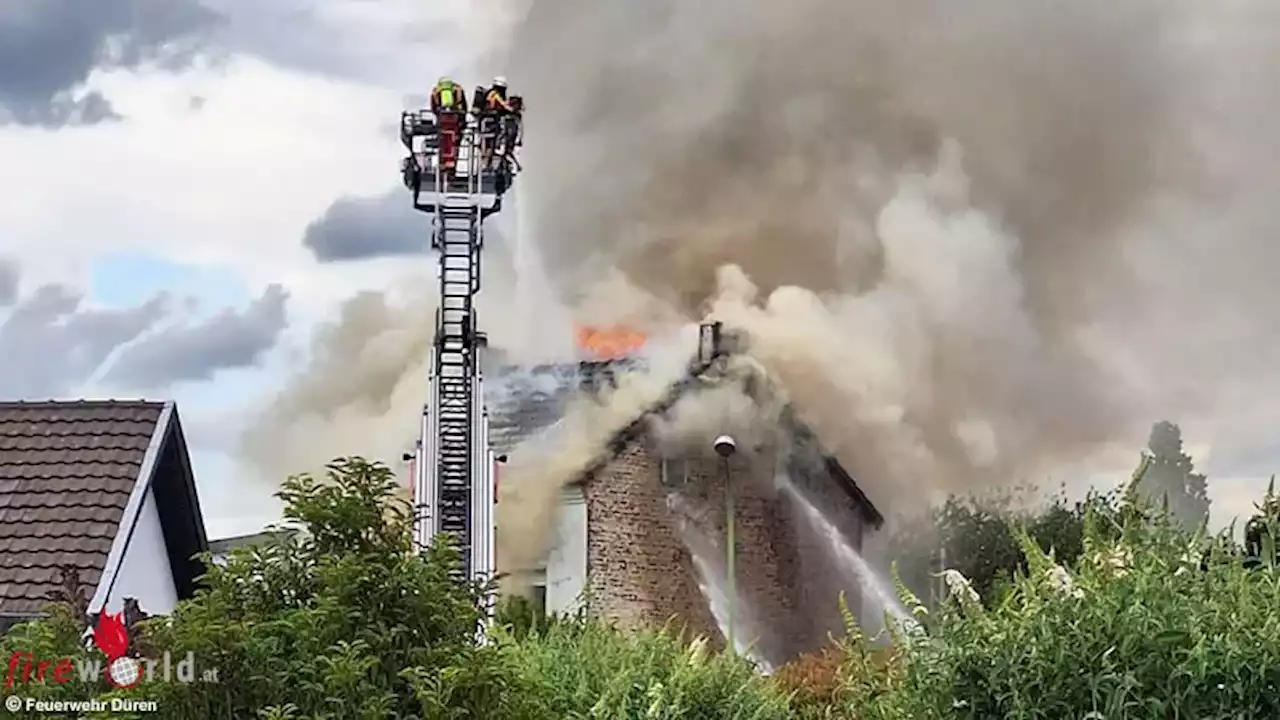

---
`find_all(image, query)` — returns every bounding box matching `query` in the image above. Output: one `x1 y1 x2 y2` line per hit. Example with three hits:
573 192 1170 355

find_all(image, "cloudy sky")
0 0 515 538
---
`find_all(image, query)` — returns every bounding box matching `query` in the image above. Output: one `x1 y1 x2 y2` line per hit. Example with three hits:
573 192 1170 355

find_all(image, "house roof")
0 400 208 618
486 358 644 456
486 355 884 529
207 528 296 555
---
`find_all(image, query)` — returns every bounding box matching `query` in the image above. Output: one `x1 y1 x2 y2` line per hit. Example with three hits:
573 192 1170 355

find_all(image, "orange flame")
575 325 647 360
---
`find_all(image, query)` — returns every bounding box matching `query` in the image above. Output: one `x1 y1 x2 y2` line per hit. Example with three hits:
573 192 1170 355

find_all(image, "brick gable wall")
583 443 718 639
583 437 870 667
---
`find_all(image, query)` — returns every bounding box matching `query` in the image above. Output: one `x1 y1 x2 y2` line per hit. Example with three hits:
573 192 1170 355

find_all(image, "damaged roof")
485 358 644 456
485 355 884 529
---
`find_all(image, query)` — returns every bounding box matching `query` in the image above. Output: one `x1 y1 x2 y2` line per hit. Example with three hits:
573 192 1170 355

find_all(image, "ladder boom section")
406 103 509 589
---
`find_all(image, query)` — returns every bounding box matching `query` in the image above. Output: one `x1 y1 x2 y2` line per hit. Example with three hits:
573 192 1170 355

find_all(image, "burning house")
486 324 885 669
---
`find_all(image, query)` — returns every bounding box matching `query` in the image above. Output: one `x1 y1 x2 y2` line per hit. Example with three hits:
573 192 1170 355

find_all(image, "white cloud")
0 56 399 296
0 0 516 538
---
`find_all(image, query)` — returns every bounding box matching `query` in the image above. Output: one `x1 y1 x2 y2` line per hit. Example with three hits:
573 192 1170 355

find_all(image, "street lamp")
714 434 737 655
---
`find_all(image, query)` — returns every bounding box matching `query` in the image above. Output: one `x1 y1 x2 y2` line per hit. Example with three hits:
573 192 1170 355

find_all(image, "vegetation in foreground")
2 448 1278 719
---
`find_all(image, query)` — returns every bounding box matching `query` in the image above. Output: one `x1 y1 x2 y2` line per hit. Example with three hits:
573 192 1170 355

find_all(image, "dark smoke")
494 0 1280 512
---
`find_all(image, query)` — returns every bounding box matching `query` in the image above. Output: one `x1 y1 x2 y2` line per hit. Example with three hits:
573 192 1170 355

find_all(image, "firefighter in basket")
481 77 519 170
506 94 524 157
429 76 469 177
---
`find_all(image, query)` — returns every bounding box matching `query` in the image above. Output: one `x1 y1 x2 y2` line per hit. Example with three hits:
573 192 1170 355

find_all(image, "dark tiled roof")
484 359 644 455
207 528 297 555
0 401 164 616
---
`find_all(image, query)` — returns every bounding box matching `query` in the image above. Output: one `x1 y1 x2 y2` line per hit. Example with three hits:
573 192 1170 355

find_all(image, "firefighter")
471 82 491 152
475 79 500 170
483 77 520 169
485 76 515 114
429 76 468 114
507 94 524 149
429 76 468 176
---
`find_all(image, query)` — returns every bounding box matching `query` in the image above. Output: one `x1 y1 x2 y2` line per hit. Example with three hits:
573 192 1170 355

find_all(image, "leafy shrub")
1 456 798 720
844 458 1280 719
0 603 102 711
9 450 1280 719
773 647 843 712
507 620 791 719
494 590 588 642
3 458 529 720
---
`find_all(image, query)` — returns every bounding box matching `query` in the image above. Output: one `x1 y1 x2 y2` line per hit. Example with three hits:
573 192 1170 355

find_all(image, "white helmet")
492 76 507 88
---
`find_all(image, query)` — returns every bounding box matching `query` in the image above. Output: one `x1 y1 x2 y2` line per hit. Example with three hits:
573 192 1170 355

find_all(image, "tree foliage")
0 456 784 719
891 420 1217 608
1139 421 1212 530
1244 475 1280 566
2 458 527 719
891 485 1121 607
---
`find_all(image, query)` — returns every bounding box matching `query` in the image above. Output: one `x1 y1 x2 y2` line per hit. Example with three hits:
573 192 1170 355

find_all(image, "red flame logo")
94 612 142 688
93 612 128 661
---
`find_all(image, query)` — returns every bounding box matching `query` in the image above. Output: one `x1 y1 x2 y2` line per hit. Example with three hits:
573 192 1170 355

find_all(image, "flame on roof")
574 325 647 360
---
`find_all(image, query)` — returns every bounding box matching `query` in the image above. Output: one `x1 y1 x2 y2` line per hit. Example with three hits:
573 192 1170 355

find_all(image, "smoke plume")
495 0 1280 513
239 287 436 484
243 0 1280 559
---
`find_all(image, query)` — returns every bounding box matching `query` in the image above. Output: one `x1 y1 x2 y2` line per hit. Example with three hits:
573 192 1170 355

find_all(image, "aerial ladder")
399 105 518 599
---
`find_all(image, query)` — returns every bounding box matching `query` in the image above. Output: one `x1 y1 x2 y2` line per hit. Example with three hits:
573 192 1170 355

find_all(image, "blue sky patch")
89 250 250 310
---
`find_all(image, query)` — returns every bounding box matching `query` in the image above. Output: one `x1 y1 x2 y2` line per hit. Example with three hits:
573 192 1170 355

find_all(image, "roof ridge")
0 399 164 409
491 357 645 374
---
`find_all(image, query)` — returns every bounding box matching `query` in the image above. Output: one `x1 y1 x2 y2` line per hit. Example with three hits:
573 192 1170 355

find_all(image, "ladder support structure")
402 107 515 605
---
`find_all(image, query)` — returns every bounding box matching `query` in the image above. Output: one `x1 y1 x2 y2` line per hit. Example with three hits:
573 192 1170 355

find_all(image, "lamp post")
714 435 738 655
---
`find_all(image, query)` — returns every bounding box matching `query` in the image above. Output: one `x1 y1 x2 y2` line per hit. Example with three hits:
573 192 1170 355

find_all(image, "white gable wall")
101 487 179 616
544 486 588 615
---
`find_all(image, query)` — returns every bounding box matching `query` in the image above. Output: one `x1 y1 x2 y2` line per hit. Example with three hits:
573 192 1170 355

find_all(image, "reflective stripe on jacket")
486 90 512 111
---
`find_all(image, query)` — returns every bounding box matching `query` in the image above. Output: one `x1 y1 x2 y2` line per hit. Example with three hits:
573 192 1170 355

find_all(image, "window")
0 615 39 636
531 583 547 618
661 457 688 488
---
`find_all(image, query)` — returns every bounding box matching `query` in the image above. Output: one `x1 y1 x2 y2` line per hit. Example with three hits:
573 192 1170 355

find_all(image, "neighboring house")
486 341 884 669
0 401 208 634
207 529 297 566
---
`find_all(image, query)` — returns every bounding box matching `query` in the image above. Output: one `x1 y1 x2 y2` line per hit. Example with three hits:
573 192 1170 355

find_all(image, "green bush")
494 590 589 642
506 619 790 719
833 457 1280 719
0 456 794 720
8 451 1280 719
2 458 529 720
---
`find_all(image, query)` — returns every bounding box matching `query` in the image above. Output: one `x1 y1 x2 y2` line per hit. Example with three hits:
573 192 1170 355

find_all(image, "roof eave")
824 456 885 530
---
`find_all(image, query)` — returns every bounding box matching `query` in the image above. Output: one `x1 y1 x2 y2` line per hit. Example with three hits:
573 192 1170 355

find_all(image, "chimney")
698 321 724 365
